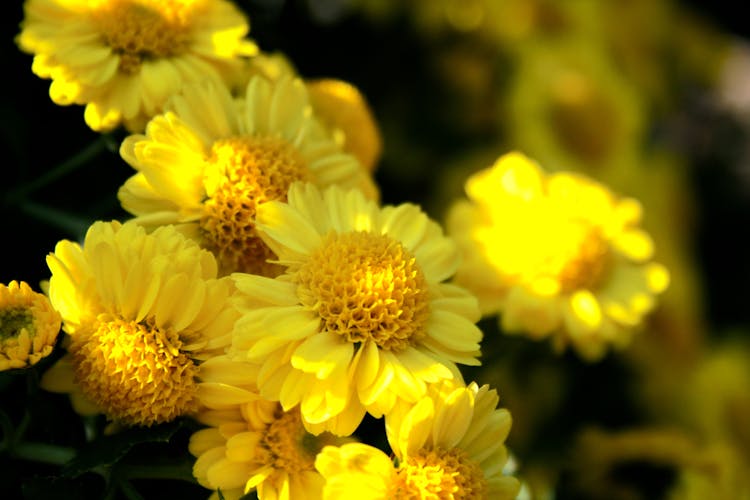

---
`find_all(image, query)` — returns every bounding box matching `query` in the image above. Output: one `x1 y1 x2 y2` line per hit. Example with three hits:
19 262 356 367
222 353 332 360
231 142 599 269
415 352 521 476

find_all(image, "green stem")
116 462 197 483
4 135 112 205
118 480 146 500
12 442 76 465
0 411 13 452
19 201 92 237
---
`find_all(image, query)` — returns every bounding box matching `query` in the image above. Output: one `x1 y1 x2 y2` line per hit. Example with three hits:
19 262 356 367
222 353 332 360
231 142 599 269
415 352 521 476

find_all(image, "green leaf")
61 421 182 478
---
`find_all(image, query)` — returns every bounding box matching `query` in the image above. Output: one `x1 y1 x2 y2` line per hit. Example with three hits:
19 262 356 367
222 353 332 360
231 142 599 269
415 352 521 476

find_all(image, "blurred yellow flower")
504 37 644 175
231 182 482 436
0 280 61 371
42 220 238 426
447 152 669 361
315 379 520 499
306 79 383 173
118 76 378 277
190 397 344 500
681 340 750 454
16 0 256 132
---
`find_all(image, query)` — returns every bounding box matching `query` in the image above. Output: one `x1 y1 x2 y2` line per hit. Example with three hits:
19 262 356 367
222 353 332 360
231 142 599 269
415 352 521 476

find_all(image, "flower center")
200 135 310 277
542 222 613 293
0 307 34 341
255 408 325 474
393 447 487 499
295 231 430 352
70 314 198 426
548 72 620 165
92 0 196 74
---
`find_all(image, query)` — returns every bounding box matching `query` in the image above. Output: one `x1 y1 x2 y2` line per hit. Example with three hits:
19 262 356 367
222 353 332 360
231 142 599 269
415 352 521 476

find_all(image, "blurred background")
2 1 750 498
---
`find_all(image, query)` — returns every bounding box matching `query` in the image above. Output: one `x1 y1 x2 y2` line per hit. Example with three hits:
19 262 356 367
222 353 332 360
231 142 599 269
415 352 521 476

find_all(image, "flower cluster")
8 1 526 497
15 0 750 499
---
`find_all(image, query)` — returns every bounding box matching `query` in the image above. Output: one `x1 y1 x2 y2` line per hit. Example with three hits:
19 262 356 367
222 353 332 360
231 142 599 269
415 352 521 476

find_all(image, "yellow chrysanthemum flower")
315 379 520 499
41 220 239 426
446 152 669 361
1 280 61 371
231 182 482 436
234 51 382 173
118 76 378 277
190 396 346 500
306 79 383 174
16 0 256 132
504 37 645 176
571 426 750 500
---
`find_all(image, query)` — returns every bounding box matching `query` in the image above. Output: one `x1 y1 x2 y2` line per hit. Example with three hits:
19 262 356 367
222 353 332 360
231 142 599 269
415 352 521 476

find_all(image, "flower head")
1 280 61 371
42 220 238 426
118 75 378 277
17 0 256 132
505 38 644 175
190 398 345 500
231 182 482 435
231 51 382 172
306 78 383 173
315 379 520 499
446 152 669 361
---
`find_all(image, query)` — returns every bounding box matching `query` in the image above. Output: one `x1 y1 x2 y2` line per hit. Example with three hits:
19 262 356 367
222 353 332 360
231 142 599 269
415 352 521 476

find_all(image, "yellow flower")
446 152 669 361
41 220 239 426
233 51 383 173
306 78 383 174
681 340 750 451
190 397 345 500
315 379 520 499
504 37 645 176
231 182 482 436
16 0 256 132
1 280 61 371
118 76 378 277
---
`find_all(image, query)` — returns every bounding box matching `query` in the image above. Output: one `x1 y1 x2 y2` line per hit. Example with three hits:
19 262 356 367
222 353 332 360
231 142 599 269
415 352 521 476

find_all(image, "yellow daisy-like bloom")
446 152 670 361
306 78 383 174
231 182 482 436
42 220 238 426
16 0 256 132
233 51 382 172
118 76 378 277
505 37 645 176
0 281 61 371
190 394 346 500
315 379 520 499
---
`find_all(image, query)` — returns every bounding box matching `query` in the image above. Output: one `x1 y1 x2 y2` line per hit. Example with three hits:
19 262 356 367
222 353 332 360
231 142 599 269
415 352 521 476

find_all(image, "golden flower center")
0 307 34 341
70 314 198 426
255 409 322 474
295 231 430 352
542 222 612 293
92 0 196 74
548 72 620 165
200 135 310 277
393 447 487 499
